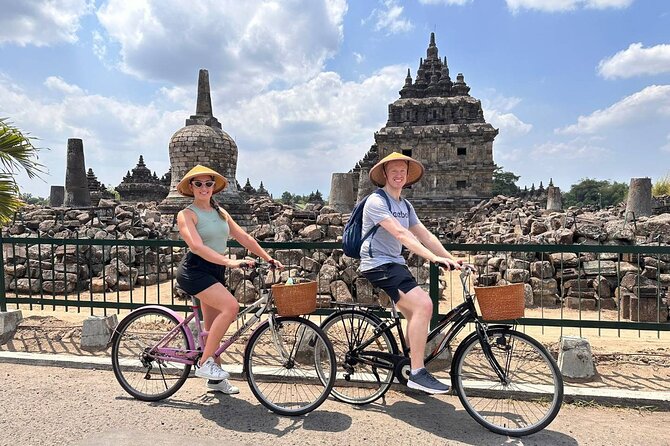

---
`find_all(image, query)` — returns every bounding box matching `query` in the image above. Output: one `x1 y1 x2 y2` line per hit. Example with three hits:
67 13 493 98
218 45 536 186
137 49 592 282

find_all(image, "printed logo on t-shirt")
392 210 408 219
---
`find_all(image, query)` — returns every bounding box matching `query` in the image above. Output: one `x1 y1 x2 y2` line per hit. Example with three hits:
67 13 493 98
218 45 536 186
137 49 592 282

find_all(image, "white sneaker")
207 379 240 395
195 357 230 380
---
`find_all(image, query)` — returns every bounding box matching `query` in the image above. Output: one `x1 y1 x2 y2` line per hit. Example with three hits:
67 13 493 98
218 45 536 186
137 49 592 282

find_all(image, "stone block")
565 297 597 311
558 336 596 380
533 292 559 307
80 314 118 351
0 310 23 344
629 296 669 322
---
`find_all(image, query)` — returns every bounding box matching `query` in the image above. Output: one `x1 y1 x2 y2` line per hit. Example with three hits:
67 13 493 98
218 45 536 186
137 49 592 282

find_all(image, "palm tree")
0 118 46 223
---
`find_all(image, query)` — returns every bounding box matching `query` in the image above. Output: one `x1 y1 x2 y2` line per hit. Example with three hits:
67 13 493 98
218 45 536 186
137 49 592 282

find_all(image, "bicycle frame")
341 268 513 383
112 265 281 367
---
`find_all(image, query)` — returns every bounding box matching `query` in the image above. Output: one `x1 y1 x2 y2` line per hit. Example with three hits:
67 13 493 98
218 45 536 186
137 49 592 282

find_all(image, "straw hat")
176 164 228 197
369 152 425 187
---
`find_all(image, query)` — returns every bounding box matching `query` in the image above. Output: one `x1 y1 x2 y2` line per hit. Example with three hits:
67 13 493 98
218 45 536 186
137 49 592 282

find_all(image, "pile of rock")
3 199 183 295
3 194 668 318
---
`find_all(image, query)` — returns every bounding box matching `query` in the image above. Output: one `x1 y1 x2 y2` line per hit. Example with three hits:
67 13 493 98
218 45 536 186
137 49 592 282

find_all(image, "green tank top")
186 204 230 254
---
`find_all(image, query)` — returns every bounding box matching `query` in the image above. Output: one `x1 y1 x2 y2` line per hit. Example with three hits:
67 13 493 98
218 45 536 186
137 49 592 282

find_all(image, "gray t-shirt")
359 191 419 271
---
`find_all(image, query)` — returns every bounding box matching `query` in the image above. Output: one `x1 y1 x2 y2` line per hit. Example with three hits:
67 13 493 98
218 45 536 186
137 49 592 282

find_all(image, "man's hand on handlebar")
433 257 461 271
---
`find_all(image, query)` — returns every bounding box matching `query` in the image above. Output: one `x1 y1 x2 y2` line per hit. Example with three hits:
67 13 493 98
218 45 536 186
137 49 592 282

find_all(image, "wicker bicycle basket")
474 283 525 321
271 280 317 316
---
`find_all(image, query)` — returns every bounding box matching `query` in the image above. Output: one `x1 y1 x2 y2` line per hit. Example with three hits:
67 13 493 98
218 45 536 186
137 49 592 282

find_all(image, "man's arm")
409 221 458 261
378 217 459 268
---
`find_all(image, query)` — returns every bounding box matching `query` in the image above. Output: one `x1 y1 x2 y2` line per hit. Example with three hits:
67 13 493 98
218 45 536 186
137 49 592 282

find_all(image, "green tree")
492 166 520 196
652 174 670 197
563 178 628 208
0 118 46 222
280 191 293 204
18 192 48 206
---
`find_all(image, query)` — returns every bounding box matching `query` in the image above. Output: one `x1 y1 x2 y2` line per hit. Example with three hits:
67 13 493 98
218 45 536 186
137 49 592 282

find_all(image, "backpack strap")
365 188 394 258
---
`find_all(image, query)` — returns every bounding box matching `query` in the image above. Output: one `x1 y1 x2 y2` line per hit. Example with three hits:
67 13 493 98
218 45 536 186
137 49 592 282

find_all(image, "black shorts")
176 252 226 296
361 263 419 303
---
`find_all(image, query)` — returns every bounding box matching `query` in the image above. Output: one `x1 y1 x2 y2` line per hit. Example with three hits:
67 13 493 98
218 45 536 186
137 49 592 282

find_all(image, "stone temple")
352 33 497 218
159 69 252 225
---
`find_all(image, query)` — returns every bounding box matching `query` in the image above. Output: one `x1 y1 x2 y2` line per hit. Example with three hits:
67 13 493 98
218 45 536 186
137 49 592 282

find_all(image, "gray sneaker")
407 369 450 394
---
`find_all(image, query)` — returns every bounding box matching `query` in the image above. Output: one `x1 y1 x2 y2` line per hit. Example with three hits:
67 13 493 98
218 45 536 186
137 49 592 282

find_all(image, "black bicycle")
317 265 563 436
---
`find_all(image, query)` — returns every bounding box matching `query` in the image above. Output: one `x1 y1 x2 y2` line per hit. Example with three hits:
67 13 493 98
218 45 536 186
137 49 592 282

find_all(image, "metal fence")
1 236 668 337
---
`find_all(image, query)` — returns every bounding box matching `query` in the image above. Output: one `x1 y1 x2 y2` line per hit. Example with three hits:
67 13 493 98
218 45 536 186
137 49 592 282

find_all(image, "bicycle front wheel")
111 308 192 401
244 317 335 416
320 310 398 405
451 327 563 437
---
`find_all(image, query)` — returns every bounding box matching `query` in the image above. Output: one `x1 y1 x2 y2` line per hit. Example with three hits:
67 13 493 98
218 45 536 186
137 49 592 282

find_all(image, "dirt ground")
2 361 670 446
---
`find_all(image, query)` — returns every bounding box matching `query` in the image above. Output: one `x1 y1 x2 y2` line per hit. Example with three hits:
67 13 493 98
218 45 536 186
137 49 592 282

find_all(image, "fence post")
0 233 6 312
429 262 440 329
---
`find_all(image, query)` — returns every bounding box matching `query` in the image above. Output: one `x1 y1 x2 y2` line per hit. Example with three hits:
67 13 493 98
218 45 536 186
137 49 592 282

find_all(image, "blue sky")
1 0 669 200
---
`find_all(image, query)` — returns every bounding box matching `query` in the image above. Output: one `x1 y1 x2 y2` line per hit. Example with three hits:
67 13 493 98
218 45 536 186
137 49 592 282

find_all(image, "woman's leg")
196 282 239 365
395 287 433 370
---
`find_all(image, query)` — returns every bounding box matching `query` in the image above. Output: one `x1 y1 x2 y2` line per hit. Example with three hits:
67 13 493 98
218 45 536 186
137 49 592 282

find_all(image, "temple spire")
195 69 213 117
427 32 438 59
185 68 222 129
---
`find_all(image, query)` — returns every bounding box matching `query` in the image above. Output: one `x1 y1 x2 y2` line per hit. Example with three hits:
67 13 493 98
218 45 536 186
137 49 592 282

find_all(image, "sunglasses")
191 180 215 188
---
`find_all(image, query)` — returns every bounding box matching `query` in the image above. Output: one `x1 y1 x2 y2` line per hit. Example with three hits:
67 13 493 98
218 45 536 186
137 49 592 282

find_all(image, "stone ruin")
335 33 497 218
158 69 252 226
116 156 169 203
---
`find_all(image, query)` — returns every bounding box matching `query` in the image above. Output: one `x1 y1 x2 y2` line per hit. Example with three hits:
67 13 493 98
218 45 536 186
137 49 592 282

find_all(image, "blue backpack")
342 189 399 259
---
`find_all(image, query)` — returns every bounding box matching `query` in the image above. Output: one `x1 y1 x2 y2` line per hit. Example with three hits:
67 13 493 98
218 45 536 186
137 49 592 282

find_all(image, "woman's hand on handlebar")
267 258 284 270
229 259 256 269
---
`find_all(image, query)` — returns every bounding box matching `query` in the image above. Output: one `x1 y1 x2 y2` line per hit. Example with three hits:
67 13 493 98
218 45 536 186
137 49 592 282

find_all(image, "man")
360 152 460 394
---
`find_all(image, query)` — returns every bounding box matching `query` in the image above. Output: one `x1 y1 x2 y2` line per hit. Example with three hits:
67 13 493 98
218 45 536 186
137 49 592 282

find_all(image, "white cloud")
661 133 670 153
557 85 670 134
44 76 85 96
95 0 347 99
353 52 365 64
364 0 414 35
221 65 406 194
0 0 93 47
0 74 184 195
506 0 633 13
481 91 532 136
418 0 472 5
598 43 670 79
4 63 407 198
530 140 609 159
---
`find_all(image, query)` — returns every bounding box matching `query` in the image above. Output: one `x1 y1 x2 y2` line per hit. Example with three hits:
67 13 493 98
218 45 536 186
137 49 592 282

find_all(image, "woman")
175 164 283 394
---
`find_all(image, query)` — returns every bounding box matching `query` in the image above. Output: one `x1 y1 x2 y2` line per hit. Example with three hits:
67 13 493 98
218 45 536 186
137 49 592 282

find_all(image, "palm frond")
0 173 23 223
0 117 47 179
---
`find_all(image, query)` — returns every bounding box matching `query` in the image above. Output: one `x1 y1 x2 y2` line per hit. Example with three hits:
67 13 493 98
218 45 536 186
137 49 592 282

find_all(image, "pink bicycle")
110 262 336 416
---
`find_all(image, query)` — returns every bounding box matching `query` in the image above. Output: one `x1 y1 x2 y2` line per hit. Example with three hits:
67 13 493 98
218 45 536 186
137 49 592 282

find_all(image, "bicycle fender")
109 305 196 350
451 324 513 367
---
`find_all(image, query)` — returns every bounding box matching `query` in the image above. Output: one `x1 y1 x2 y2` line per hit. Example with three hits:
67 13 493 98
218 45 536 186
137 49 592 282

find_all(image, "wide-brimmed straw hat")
176 164 228 197
369 152 425 187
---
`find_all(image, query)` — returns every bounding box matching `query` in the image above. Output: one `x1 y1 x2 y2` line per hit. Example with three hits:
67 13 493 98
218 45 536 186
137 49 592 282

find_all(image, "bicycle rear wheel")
244 317 335 416
451 327 563 436
320 310 397 405
111 308 192 401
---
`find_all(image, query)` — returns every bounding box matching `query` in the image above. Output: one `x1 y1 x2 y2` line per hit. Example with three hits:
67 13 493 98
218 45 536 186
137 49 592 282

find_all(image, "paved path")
2 362 669 446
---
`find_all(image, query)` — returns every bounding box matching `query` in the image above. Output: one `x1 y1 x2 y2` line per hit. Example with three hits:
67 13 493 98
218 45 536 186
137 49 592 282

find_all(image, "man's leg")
395 286 432 370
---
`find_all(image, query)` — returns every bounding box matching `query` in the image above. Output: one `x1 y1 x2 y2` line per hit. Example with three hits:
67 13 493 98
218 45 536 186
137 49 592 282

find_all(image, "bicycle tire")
320 309 398 405
111 307 192 401
451 327 563 436
244 316 336 416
